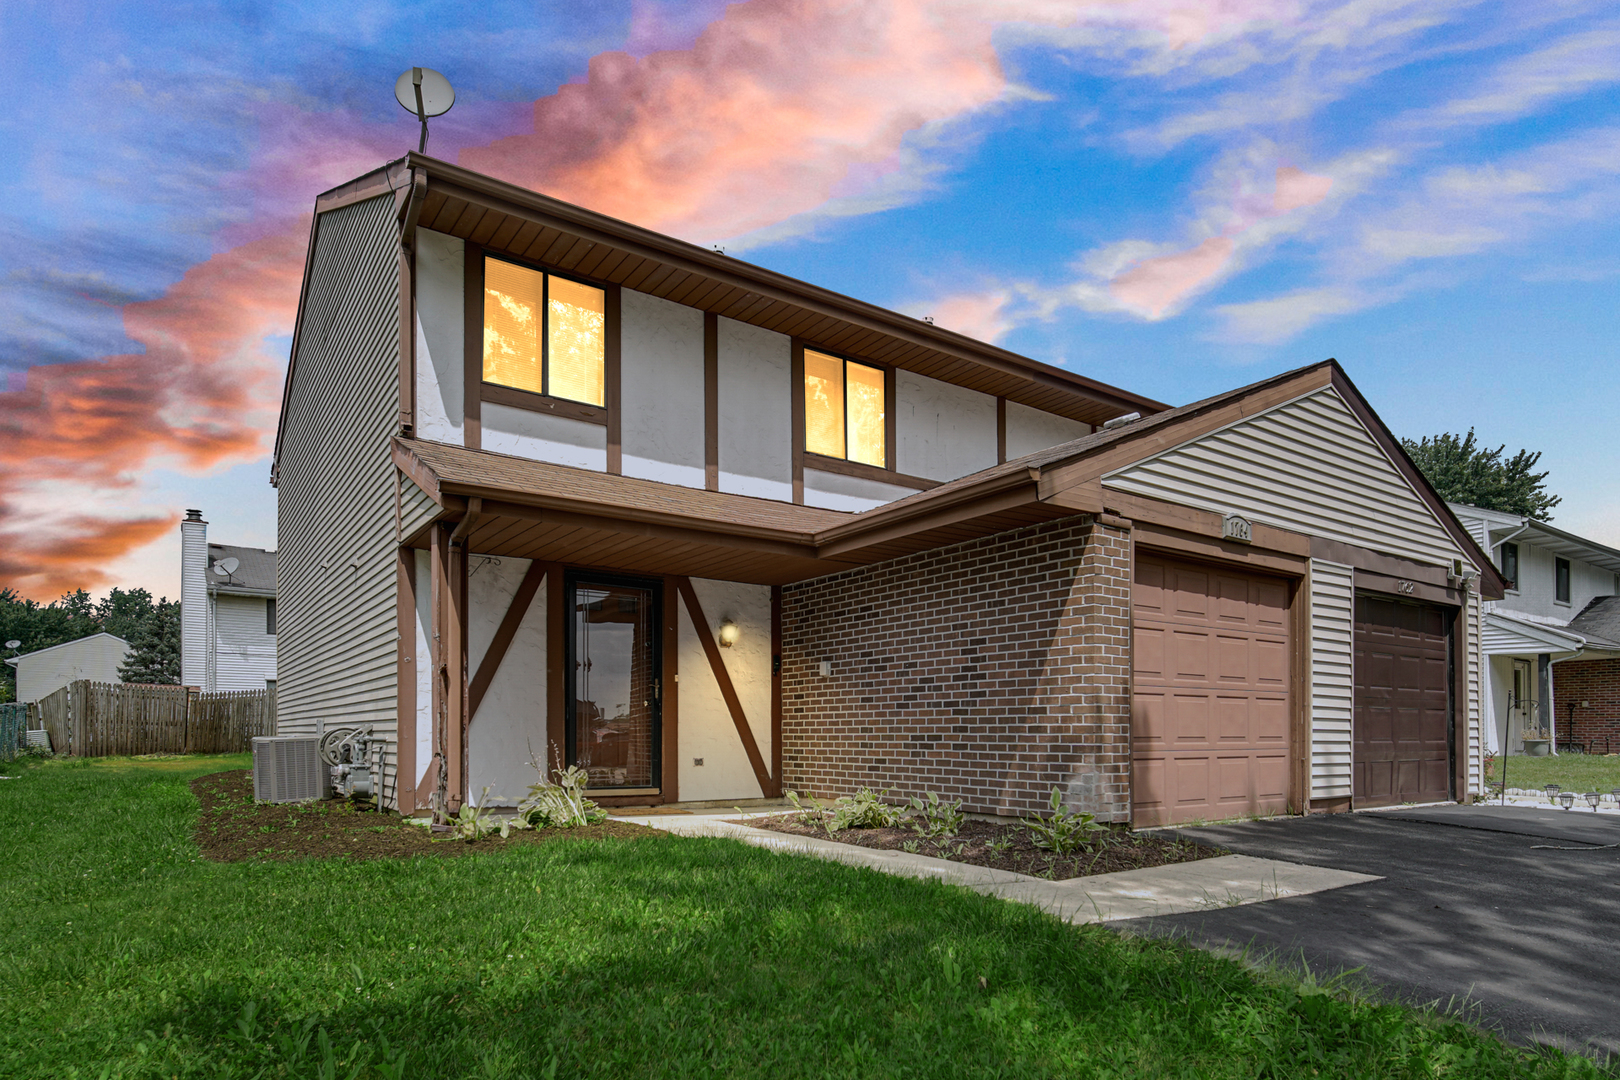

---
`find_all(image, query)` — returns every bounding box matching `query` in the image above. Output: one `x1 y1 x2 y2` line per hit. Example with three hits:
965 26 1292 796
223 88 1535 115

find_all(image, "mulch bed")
191 769 655 863
736 813 1225 881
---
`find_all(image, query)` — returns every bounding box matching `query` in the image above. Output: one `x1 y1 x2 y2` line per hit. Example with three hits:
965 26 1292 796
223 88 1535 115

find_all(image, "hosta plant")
908 791 965 838
1022 786 1103 855
518 755 607 829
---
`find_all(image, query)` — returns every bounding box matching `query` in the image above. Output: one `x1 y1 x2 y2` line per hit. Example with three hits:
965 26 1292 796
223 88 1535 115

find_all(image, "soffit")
405 154 1162 428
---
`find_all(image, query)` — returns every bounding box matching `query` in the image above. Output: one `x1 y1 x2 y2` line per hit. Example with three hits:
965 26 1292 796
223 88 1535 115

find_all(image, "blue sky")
2 0 1617 599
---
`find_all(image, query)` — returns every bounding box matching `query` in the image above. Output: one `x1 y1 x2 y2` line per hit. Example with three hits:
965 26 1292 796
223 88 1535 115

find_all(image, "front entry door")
565 573 661 794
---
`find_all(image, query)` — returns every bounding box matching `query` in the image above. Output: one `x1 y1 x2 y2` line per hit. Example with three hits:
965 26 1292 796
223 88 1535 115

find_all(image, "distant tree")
97 587 157 643
118 598 181 685
1401 430 1561 521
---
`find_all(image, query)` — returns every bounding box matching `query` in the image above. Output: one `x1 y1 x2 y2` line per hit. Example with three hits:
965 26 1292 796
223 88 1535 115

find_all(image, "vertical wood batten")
704 312 719 491
462 246 484 450
606 284 623 475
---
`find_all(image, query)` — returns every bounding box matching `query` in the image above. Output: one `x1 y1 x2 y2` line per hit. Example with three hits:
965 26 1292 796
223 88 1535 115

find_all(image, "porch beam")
675 576 773 796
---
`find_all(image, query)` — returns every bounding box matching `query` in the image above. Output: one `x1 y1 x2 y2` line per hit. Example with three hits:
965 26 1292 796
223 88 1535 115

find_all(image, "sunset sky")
4 0 1618 601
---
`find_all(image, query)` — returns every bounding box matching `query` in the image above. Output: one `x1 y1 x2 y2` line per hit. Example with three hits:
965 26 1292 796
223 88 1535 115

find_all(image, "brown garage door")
1132 553 1292 827
1353 595 1452 808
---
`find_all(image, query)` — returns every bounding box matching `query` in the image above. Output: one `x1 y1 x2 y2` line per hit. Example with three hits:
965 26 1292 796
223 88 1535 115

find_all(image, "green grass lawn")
0 756 1607 1079
1488 752 1620 795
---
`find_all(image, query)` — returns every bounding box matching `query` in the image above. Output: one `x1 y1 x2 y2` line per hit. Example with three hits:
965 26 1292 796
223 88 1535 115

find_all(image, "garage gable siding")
1309 559 1354 800
1102 388 1464 568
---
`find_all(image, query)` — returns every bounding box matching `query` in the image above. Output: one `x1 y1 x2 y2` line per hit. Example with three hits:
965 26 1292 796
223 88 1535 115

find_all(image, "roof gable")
1103 386 1467 568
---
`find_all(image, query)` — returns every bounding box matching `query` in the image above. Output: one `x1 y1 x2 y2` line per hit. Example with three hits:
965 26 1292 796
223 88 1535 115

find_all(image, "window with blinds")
482 256 606 406
804 349 885 467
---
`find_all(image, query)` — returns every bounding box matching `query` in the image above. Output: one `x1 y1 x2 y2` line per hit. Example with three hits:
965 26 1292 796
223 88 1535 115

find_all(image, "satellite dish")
4 640 20 650
213 557 240 578
395 67 455 154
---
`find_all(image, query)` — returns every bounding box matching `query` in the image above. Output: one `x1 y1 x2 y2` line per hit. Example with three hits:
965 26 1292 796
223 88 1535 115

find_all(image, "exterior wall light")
1558 790 1576 811
718 620 740 648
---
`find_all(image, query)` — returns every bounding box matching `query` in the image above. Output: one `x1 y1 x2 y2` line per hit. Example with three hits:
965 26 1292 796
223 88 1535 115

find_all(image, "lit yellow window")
482 256 605 406
804 349 885 467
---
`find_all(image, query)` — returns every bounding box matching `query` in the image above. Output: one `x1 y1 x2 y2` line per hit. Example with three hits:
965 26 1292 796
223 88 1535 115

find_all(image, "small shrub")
1021 787 1103 855
518 753 607 829
908 791 965 838
784 789 830 832
829 788 902 831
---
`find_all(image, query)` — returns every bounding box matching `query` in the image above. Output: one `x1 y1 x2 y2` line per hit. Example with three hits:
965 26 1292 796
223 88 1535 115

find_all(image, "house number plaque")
1222 514 1253 544
1396 580 1416 594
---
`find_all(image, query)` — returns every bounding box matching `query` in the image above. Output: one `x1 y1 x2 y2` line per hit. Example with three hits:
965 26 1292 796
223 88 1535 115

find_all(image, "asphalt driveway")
1131 805 1620 1058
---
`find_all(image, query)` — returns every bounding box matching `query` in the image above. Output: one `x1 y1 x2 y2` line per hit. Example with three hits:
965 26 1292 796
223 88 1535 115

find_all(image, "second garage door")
1132 554 1292 827
1353 594 1452 808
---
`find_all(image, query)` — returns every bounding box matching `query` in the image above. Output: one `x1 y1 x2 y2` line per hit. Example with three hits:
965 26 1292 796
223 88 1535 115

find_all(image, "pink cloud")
928 289 1015 343
1273 165 1333 213
1109 236 1235 318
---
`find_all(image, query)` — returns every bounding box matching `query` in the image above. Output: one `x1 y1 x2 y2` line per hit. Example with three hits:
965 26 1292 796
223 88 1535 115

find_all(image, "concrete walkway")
614 811 1380 924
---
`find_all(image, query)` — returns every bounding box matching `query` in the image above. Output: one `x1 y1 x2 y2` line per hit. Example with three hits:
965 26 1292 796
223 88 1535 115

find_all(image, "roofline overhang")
1494 519 1620 575
2 631 129 664
209 585 278 599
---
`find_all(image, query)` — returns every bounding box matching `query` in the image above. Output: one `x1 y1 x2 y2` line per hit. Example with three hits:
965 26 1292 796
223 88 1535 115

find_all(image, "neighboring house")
179 509 279 692
4 633 129 703
272 153 1504 826
1450 504 1620 756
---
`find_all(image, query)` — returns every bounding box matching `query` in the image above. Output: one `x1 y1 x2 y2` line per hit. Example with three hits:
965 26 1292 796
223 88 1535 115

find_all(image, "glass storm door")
565 574 660 791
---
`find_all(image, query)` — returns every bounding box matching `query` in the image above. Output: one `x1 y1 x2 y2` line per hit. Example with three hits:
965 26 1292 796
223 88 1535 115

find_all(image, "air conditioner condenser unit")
252 735 330 803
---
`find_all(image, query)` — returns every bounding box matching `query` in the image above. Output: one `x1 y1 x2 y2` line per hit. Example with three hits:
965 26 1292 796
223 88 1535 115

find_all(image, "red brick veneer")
780 514 1134 821
1553 658 1620 756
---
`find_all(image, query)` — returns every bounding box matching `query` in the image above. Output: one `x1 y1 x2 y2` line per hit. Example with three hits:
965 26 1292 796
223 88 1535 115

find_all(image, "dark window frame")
800 346 894 471
1499 542 1519 592
1555 557 1571 604
266 598 277 636
478 251 612 417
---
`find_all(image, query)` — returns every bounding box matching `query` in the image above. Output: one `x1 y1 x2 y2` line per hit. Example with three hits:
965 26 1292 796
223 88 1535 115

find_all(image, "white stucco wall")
803 468 917 512
414 550 432 794
481 403 608 469
210 593 277 691
677 578 772 802
620 288 706 487
717 317 793 501
1004 401 1090 461
895 370 998 482
414 228 465 444
465 555 548 805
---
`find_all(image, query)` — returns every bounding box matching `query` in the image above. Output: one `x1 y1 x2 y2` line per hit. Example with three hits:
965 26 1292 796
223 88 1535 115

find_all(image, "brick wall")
780 514 1134 821
1552 658 1620 755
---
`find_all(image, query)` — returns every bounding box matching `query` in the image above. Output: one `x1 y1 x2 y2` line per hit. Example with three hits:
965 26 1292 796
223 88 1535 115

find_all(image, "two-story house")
273 153 1503 827
1451 504 1620 756
180 509 279 693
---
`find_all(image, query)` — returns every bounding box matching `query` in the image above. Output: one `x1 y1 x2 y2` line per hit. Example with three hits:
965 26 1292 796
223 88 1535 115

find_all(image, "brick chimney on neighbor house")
180 509 208 688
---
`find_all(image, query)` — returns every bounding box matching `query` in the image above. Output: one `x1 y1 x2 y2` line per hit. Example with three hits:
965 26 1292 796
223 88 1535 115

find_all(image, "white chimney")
180 509 208 688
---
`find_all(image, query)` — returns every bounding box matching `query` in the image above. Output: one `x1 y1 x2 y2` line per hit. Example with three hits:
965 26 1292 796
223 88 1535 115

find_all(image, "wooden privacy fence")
35 681 275 757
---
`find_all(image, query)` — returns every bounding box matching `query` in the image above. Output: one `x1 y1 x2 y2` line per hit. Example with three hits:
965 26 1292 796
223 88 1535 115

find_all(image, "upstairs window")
1499 542 1519 591
482 256 605 406
266 598 277 635
1556 557 1571 603
804 349 886 467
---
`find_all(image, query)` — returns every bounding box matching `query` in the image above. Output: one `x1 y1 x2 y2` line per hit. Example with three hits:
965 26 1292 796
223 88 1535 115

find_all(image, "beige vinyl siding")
277 193 403 809
399 472 440 542
1467 589 1482 795
1308 560 1354 800
1104 388 1465 568
209 594 277 691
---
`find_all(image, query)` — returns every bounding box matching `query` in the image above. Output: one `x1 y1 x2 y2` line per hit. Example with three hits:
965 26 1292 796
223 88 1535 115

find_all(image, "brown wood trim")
1290 574 1311 816
662 578 680 803
790 339 805 504
1451 600 1469 803
480 382 609 425
467 560 547 721
816 477 1039 560
396 547 417 813
1353 568 1461 608
314 161 409 215
472 498 826 561
418 164 1166 418
449 539 469 811
605 283 622 475
704 312 719 491
996 396 1007 465
803 453 940 491
1328 366 1507 600
391 441 445 508
883 363 897 472
1310 535 1454 589
1100 490 1311 558
463 245 484 450
398 245 415 437
1133 523 1308 577
675 576 772 795
1311 795 1352 815
545 561 566 773
770 584 782 797
425 524 447 815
